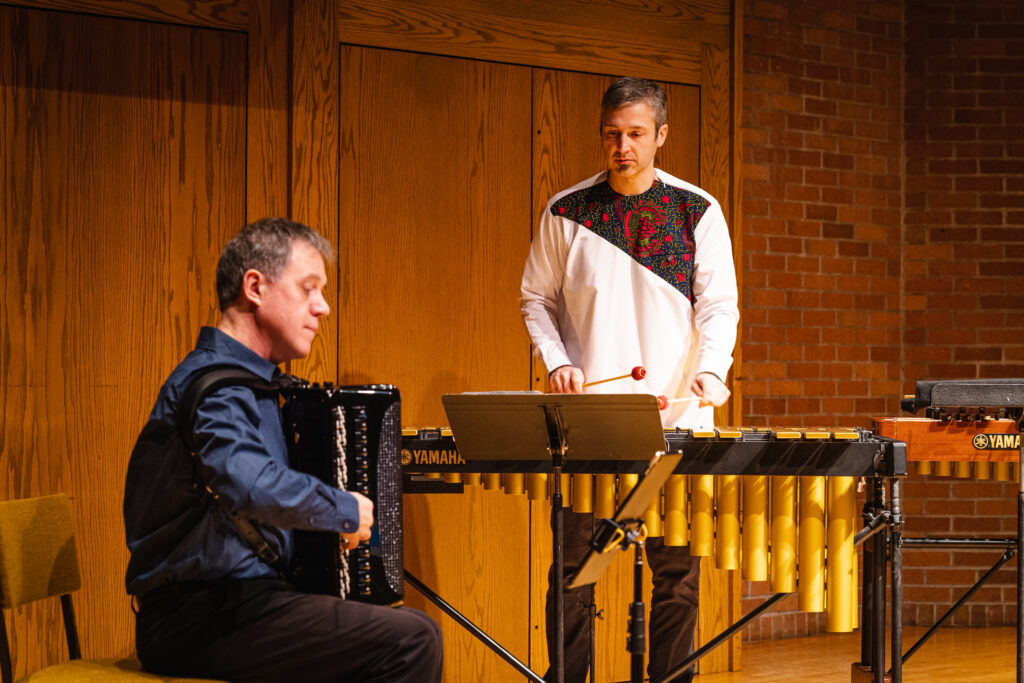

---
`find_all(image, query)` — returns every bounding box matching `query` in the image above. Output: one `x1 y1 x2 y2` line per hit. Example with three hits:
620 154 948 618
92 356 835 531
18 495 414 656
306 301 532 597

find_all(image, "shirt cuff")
539 346 572 376
336 491 360 534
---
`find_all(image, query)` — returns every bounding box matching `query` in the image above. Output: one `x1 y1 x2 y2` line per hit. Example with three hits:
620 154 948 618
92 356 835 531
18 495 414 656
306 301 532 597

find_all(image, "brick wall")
739 0 1024 641
899 0 1024 630
740 0 904 639
903 0 1024 383
741 0 904 428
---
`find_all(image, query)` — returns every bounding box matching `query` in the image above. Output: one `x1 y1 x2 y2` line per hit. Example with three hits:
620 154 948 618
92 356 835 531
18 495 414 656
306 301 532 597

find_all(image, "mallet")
656 395 702 410
582 365 646 388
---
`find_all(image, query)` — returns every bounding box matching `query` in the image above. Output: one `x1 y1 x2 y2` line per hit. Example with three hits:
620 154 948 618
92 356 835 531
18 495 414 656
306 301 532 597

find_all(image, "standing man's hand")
691 372 730 407
549 365 585 393
341 491 374 550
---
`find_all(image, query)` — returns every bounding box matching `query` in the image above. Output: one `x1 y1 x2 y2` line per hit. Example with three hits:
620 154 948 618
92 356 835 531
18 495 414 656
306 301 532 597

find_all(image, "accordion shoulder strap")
179 366 297 449
178 365 301 577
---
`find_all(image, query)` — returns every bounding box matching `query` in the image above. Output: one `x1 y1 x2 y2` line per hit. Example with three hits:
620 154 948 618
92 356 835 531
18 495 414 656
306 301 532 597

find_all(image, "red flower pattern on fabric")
549 179 708 303
623 202 668 257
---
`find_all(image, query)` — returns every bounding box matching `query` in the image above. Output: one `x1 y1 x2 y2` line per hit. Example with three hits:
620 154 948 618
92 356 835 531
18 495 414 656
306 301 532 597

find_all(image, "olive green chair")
0 493 224 683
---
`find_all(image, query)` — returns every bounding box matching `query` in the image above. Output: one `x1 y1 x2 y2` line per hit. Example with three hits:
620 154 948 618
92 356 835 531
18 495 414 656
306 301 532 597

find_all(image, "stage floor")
695 626 1015 682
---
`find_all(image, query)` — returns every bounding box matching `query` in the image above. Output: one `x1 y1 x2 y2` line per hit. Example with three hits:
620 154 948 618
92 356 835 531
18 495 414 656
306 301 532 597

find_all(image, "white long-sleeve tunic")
520 169 739 429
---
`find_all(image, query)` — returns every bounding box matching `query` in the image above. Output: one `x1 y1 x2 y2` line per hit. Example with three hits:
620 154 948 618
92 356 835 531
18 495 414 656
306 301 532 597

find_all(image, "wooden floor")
695 627 1016 682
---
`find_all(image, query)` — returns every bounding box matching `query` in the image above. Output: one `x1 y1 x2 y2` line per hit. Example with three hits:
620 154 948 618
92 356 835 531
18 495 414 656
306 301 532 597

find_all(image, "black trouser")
135 579 442 683
545 511 700 683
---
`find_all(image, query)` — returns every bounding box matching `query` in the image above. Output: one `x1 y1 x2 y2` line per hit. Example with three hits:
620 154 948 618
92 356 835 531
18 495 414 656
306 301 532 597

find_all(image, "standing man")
520 78 739 682
124 218 442 682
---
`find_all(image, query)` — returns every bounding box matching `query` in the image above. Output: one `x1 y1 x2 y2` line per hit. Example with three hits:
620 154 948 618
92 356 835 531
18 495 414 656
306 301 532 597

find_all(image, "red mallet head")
657 395 668 410
631 366 646 381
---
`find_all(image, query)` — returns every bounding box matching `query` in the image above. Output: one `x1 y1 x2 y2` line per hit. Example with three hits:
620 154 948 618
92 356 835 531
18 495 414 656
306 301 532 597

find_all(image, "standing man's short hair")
215 217 334 311
601 77 668 130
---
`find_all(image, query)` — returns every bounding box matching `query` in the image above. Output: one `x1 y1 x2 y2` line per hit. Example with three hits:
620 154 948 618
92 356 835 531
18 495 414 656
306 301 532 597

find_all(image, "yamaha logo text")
401 448 466 466
972 433 1021 451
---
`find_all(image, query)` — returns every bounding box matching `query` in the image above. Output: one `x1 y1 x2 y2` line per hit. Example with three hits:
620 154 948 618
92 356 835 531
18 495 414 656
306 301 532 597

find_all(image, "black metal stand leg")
403 570 546 683
652 592 788 683
890 478 903 683
629 541 645 683
898 547 1014 667
553 465 565 683
1011 518 1022 683
872 479 888 683
860 486 878 672
589 603 598 683
1 609 13 683
59 594 81 660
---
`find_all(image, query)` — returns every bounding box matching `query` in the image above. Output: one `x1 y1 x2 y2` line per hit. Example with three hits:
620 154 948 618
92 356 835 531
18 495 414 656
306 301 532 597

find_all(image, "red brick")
741 0 1024 633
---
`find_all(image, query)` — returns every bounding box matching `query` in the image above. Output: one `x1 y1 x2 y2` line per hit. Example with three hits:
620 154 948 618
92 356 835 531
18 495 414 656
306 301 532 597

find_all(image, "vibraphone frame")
403 420 908 683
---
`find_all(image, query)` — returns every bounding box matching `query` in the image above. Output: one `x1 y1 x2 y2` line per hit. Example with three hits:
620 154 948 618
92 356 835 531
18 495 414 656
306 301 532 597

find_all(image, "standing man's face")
601 101 668 188
252 239 330 364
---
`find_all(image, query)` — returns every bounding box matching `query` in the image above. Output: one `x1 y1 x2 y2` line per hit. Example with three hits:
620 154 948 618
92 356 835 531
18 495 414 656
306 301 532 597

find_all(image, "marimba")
874 415 1021 480
404 426 906 636
860 379 1024 683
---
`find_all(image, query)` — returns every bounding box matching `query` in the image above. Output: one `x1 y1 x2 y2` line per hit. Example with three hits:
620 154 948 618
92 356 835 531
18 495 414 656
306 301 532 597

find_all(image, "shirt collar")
195 326 280 381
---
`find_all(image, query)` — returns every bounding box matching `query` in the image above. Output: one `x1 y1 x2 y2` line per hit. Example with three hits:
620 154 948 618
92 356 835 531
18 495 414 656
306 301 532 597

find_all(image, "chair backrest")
0 494 81 609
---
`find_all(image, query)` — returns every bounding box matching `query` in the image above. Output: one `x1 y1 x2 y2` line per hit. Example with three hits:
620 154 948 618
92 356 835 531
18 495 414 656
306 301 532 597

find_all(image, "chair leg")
1 611 13 683
60 595 81 660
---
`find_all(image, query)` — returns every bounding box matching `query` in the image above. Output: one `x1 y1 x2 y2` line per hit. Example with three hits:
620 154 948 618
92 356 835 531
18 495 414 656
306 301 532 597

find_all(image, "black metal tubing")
859 495 875 671
901 537 1017 549
872 478 887 683
552 465 565 683
1 610 12 683
629 542 645 683
893 548 1015 671
1018 442 1023 683
403 570 545 683
651 592 789 683
890 478 903 683
60 593 81 659
544 404 567 683
589 603 598 683
855 507 891 548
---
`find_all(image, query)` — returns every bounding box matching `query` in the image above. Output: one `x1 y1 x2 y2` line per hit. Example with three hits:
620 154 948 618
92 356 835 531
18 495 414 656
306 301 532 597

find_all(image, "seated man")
124 217 442 683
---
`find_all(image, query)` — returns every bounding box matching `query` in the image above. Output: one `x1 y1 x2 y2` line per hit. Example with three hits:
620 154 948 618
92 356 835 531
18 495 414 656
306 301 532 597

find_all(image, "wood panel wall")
338 46 535 679
1 3 246 674
1 0 740 680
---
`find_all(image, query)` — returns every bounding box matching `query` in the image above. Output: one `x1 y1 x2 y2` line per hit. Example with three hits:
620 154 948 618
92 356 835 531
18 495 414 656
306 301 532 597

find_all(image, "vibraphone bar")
403 425 906 677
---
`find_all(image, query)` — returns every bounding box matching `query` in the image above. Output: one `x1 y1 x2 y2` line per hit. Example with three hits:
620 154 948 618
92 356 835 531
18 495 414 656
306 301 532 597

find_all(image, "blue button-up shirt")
124 327 360 596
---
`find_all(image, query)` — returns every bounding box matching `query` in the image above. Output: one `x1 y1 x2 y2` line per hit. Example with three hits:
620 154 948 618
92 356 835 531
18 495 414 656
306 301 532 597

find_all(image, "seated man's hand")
549 365 585 394
341 491 374 549
690 373 731 408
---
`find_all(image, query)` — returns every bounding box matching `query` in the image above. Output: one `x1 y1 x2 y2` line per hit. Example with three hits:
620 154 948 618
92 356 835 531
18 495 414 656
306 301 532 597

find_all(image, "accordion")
281 383 404 605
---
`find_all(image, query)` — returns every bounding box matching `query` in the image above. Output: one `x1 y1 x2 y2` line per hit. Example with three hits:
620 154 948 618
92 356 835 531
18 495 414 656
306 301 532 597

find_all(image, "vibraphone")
403 423 907 681
865 379 1024 683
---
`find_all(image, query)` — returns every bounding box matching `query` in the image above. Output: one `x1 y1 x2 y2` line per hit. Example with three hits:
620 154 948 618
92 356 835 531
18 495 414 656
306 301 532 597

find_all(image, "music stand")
568 451 682 683
439 391 667 683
